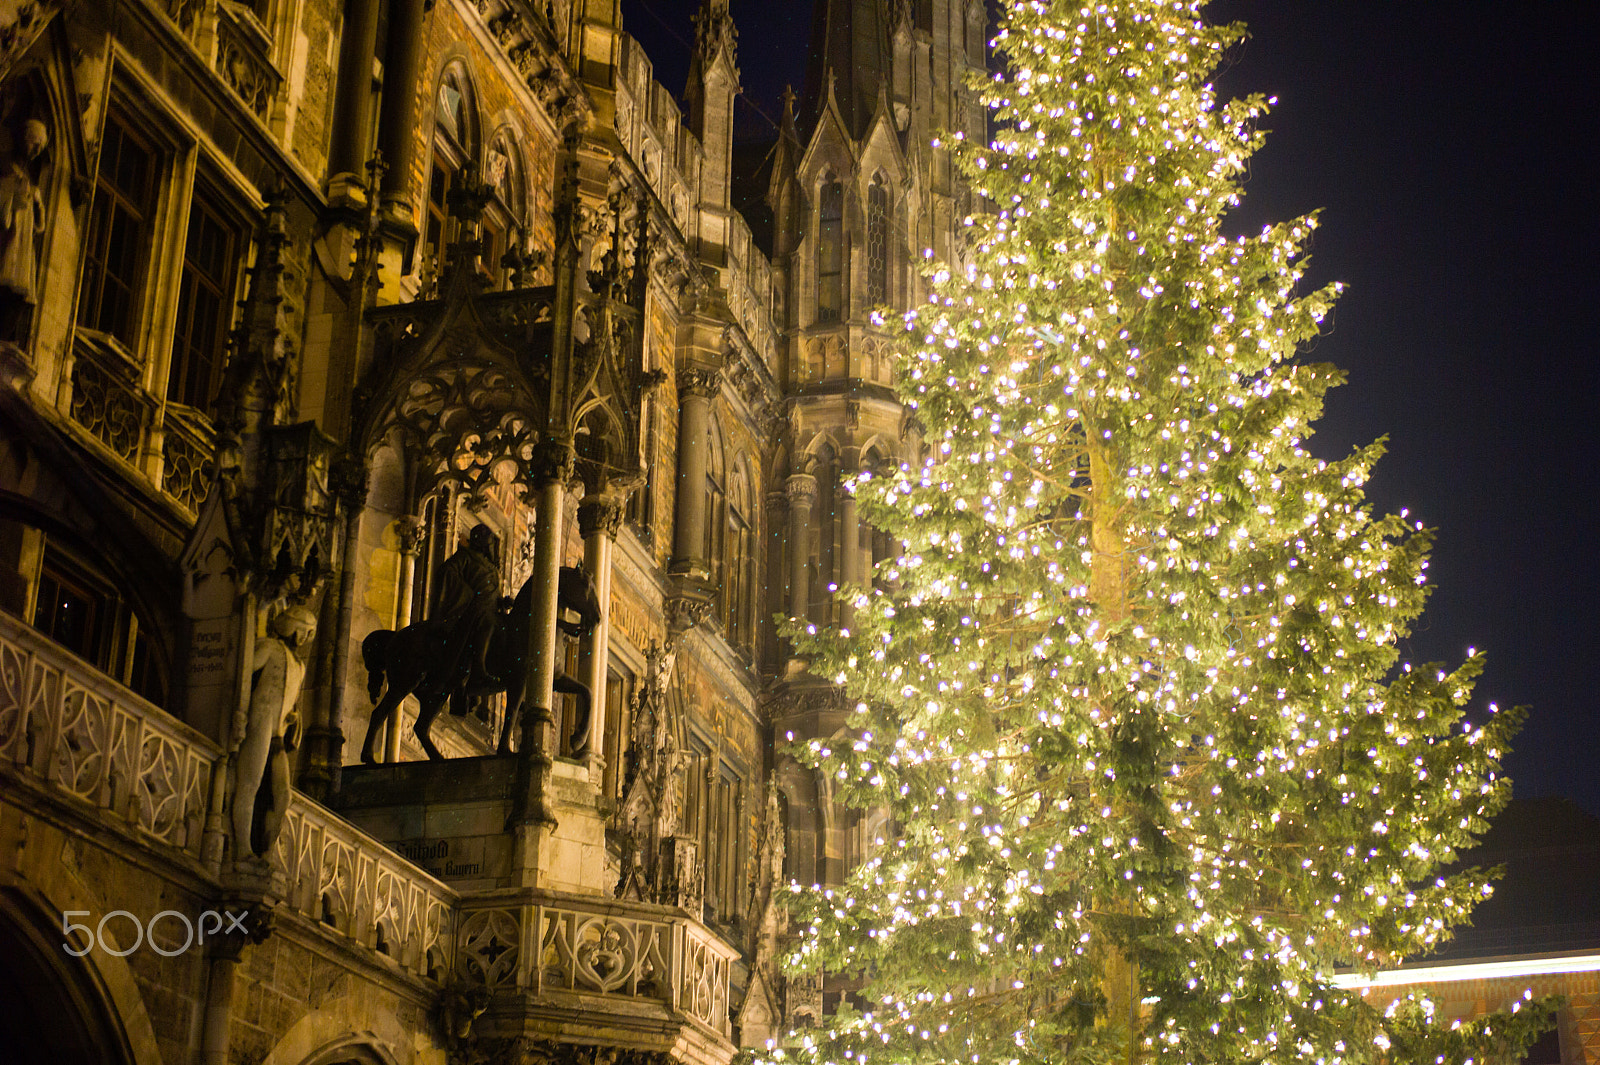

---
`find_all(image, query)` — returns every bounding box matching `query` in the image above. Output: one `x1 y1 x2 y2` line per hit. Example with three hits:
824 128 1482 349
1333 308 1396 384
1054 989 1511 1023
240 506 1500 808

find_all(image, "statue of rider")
431 523 502 695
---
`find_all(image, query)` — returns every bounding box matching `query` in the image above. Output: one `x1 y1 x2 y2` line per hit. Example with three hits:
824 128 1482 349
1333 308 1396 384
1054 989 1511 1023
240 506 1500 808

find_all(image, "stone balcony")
0 611 738 1065
336 757 740 1063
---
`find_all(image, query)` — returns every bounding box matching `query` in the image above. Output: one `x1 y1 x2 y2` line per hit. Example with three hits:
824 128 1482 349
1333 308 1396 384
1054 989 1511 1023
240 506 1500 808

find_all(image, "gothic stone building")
0 0 988 1060
2 0 1595 1062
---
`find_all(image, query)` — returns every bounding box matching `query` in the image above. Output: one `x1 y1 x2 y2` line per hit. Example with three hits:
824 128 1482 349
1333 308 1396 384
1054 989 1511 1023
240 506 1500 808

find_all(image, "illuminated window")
704 421 727 601
424 64 477 274
482 129 527 288
723 463 755 651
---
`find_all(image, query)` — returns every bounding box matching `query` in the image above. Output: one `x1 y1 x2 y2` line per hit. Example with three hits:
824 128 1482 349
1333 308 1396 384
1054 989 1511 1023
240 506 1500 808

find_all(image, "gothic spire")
803 0 891 140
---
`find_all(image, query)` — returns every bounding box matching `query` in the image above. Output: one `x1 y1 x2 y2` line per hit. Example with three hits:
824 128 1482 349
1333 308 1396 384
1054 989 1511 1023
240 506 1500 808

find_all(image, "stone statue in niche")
0 117 47 344
232 605 318 859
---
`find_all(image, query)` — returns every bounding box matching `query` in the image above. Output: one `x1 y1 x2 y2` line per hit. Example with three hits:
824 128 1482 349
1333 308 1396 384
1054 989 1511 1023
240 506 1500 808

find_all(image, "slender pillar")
376 0 427 221
516 439 573 830
385 516 423 763
785 473 817 622
671 367 721 577
200 952 239 1065
578 495 624 780
764 489 788 666
323 467 368 799
838 487 859 627
327 0 382 190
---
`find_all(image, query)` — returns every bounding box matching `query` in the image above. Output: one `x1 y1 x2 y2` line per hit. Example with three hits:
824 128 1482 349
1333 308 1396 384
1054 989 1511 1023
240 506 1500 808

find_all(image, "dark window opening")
424 150 456 273
866 181 889 307
816 181 843 324
1521 1028 1561 1065
28 543 167 706
168 193 243 410
79 113 157 346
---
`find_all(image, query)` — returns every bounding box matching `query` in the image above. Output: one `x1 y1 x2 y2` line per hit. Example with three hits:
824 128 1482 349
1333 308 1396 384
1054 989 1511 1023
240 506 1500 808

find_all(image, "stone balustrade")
270 794 458 980
0 610 737 1044
459 891 738 1037
0 610 218 858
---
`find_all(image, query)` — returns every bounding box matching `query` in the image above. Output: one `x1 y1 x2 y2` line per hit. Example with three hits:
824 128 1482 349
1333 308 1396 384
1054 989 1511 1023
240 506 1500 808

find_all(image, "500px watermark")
61 909 251 957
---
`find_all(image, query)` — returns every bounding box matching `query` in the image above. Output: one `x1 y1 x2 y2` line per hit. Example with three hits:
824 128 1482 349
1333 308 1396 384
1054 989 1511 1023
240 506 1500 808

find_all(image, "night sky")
621 0 1600 816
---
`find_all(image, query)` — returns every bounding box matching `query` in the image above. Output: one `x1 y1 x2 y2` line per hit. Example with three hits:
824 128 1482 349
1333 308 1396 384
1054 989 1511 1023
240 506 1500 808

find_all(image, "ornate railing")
68 332 218 518
69 332 154 469
458 893 738 1036
0 612 218 858
213 0 281 120
161 404 216 516
272 797 457 980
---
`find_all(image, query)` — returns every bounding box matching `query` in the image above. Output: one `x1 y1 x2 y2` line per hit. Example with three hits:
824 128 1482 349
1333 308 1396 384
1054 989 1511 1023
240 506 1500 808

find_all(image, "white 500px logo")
62 909 251 957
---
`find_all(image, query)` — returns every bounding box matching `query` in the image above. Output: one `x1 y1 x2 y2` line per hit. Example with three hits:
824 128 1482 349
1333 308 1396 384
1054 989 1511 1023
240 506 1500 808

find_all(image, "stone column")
327 0 382 191
577 494 623 781
515 439 573 830
670 367 721 577
785 473 817 622
376 0 427 224
321 462 368 799
385 516 424 763
764 488 788 665
839 478 860 626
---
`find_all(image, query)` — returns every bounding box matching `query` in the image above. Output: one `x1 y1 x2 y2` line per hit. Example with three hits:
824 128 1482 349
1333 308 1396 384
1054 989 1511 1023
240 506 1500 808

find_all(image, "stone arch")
432 58 482 162
0 867 163 1065
259 998 415 1065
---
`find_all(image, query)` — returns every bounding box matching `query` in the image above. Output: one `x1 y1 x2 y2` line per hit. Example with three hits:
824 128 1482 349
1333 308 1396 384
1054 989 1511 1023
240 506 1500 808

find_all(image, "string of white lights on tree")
764 2 1551 1063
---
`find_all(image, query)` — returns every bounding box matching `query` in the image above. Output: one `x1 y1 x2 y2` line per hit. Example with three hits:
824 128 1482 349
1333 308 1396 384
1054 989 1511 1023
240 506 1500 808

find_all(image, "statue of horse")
359 565 602 763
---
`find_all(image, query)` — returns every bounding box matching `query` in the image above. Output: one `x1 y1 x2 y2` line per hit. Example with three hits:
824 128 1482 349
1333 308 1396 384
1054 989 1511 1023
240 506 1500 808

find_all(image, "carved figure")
432 523 504 695
359 564 601 762
232 605 317 859
0 118 47 343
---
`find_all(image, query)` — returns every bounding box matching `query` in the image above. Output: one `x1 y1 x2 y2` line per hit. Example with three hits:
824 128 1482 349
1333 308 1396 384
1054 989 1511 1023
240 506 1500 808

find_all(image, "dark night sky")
621 0 1600 816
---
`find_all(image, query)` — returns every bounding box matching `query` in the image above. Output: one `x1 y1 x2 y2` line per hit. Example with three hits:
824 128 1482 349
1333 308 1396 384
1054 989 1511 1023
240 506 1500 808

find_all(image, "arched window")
703 420 727 598
482 127 527 288
724 462 754 650
866 178 889 307
425 64 478 271
816 179 844 323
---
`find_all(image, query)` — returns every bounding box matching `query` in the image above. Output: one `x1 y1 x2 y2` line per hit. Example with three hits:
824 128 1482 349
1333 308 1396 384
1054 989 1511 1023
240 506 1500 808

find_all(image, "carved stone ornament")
665 591 712 635
784 472 818 508
395 514 427 555
676 366 721 400
692 0 738 71
526 436 575 487
577 495 625 541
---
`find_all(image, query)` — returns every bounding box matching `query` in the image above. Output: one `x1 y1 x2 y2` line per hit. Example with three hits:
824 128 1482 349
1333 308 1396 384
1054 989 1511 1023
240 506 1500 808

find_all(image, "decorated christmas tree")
774 2 1548 1063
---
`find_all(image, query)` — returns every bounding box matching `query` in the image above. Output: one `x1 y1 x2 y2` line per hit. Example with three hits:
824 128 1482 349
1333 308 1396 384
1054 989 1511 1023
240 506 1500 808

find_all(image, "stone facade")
0 0 989 1059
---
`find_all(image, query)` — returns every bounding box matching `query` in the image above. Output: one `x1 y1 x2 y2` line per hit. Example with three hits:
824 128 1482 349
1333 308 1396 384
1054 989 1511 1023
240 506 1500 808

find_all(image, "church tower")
766 0 989 894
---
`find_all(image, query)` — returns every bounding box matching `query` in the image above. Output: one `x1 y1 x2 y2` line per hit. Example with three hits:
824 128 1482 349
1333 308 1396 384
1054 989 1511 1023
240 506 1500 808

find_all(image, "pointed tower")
766 0 980 894
802 0 892 140
685 0 740 268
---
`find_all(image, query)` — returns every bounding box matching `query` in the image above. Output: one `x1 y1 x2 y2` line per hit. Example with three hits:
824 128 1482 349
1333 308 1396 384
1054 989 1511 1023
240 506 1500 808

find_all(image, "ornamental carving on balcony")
68 342 147 465
215 3 282 120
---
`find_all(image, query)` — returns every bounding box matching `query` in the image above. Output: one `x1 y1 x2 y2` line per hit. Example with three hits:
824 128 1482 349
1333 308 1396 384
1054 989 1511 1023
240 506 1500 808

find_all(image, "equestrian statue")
359 527 602 763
